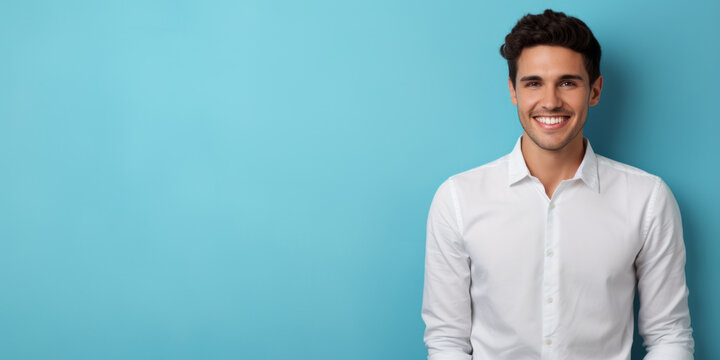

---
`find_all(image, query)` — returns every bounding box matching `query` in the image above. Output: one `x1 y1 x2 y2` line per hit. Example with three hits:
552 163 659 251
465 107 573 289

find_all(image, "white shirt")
422 137 693 360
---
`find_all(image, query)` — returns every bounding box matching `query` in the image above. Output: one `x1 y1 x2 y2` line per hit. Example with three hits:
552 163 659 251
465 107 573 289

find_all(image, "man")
422 9 694 360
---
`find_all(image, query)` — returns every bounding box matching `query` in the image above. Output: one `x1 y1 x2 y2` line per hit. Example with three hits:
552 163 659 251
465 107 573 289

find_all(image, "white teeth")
535 116 567 125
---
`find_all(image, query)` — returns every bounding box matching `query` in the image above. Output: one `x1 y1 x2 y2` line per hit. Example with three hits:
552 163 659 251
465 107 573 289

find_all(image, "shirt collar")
507 137 531 185
507 136 600 193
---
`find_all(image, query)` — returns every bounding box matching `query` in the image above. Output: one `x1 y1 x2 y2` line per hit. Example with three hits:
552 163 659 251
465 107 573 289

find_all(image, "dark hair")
500 9 601 87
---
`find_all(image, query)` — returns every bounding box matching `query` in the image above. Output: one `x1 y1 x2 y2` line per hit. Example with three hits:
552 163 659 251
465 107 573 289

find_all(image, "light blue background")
1 1 718 359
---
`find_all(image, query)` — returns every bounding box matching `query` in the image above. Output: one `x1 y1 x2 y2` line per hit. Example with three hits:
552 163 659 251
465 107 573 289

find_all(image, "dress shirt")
422 137 693 360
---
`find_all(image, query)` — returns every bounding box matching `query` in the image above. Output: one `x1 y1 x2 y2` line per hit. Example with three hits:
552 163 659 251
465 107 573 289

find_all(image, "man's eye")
560 81 576 87
526 81 541 87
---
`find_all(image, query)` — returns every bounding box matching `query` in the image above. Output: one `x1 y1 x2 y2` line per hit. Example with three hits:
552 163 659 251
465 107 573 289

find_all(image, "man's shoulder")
449 154 510 182
437 154 511 195
596 154 661 183
594 155 674 203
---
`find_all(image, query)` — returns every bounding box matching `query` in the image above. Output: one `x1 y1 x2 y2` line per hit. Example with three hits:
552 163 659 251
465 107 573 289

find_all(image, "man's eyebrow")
559 74 585 81
518 74 585 82
518 75 542 82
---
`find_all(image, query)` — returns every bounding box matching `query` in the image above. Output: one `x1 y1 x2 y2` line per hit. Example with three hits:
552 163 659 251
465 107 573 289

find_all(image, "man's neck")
520 134 586 198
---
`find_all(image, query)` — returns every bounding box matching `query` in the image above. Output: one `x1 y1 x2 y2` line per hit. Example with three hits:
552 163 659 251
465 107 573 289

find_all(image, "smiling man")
422 9 694 360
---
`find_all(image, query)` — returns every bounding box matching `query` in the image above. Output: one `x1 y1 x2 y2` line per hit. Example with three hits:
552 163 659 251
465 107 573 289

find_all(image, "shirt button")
545 339 552 345
549 202 555 209
547 297 553 304
546 250 554 257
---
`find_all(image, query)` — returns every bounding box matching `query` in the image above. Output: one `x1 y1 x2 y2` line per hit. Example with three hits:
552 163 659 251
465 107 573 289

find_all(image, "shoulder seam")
447 177 464 238
641 176 663 245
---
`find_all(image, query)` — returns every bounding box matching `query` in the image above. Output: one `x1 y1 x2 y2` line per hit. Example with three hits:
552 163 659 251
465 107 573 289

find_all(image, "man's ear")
509 77 518 106
589 75 603 106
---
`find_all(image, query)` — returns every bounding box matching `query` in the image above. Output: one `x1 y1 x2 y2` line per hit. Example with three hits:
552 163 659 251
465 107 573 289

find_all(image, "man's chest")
459 180 644 287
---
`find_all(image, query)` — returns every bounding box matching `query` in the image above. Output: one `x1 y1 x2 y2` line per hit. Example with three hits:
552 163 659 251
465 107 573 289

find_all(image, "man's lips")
533 115 571 129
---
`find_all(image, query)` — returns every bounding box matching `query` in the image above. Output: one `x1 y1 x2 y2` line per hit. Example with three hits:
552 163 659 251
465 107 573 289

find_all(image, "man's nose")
541 87 563 110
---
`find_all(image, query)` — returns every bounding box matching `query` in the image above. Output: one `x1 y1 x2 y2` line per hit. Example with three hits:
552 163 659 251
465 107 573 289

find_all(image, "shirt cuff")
428 351 472 360
643 345 693 360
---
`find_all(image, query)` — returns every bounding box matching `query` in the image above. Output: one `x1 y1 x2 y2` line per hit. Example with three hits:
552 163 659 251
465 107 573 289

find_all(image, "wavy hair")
500 9 601 87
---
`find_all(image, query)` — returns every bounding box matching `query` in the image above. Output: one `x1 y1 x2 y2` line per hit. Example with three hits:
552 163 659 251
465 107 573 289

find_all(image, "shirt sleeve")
422 178 473 360
636 178 694 360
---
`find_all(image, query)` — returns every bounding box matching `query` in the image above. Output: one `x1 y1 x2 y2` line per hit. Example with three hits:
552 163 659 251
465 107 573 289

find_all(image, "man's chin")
525 134 575 152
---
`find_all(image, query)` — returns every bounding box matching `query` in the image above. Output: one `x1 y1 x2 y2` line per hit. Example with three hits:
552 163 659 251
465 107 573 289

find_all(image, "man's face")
509 45 603 152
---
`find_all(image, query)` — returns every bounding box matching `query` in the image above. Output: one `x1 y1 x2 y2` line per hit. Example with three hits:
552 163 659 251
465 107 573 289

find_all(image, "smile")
533 116 570 129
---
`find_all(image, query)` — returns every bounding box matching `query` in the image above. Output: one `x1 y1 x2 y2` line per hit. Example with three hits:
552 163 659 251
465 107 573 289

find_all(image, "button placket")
541 197 560 359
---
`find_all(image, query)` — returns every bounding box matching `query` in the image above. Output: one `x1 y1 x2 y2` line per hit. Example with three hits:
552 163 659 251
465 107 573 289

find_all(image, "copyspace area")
1 1 718 359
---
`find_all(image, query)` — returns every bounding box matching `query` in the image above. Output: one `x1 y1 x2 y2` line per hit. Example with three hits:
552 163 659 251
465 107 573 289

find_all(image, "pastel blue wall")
1 1 718 359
